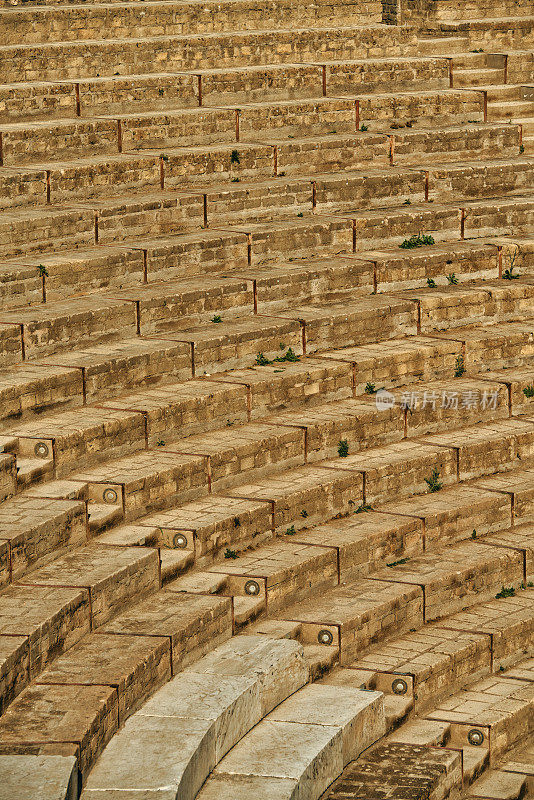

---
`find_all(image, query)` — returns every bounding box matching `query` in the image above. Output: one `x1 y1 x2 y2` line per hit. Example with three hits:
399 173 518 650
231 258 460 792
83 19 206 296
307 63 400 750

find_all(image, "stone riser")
0 26 417 84
0 0 384 45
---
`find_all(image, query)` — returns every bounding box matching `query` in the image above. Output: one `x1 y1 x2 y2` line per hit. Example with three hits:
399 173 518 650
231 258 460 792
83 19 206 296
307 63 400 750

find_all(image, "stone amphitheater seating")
0 0 534 797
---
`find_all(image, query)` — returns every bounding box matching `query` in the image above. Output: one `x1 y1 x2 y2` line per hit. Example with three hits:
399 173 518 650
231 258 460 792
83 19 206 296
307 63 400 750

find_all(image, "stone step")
453 67 504 87
376 540 524 622
0 494 86 586
0 754 79 800
77 635 307 795
197 683 384 800
0 191 203 259
426 668 534 765
468 769 530 800
0 587 234 781
20 543 160 626
0 0 383 46
326 740 462 800
0 582 92 714
0 57 458 123
395 279 534 333
0 26 417 85
473 467 534 526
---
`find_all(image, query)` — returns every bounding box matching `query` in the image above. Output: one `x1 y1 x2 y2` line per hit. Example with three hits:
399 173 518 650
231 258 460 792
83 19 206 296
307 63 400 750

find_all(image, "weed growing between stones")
224 548 238 559
400 233 435 249
338 439 349 457
523 385 534 398
255 348 300 366
454 355 465 377
424 468 442 493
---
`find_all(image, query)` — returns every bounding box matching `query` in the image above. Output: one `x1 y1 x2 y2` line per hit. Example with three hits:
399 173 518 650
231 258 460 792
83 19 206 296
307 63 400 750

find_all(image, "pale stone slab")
197 773 300 800
139 670 262 762
215 719 343 800
267 683 384 765
83 715 214 800
0 754 78 800
469 769 528 799
186 635 308 715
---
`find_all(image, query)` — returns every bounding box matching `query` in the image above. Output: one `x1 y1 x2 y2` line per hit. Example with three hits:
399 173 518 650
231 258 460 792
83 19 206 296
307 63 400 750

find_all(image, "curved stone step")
197 682 384 800
80 635 308 796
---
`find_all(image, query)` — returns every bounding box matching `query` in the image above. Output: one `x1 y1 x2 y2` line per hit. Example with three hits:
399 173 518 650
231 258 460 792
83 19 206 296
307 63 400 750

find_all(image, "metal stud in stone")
34 441 50 458
103 488 118 505
391 678 408 695
467 729 485 746
317 629 334 646
173 533 188 549
244 579 261 596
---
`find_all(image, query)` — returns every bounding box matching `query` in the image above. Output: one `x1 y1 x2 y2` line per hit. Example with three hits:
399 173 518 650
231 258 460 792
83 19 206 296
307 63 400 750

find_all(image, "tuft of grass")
233 516 241 527
365 382 377 394
338 439 349 458
447 272 458 285
355 503 373 513
255 347 300 366
37 264 49 277
471 529 477 539
224 548 238 559
400 233 435 249
211 315 222 323
520 144 525 154
230 150 240 164
424 467 442 493
360 123 368 132
387 557 410 567
523 385 534 398
159 153 169 162
495 585 515 599
503 266 520 280
427 278 436 288
454 354 465 378
297 212 303 217
156 439 165 446
285 525 296 536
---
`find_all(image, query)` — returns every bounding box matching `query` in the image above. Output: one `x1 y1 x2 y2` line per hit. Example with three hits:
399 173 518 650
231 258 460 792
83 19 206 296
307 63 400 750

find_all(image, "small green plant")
447 272 458 285
159 153 169 162
495 585 515 599
365 382 377 394
230 150 240 164
387 557 410 567
471 529 477 539
233 516 241 527
297 212 303 217
454 354 465 378
211 315 222 323
156 439 165 446
224 548 238 559
520 144 525 154
158 88 164 96
427 278 437 288
255 352 271 366
338 439 349 458
424 467 442 493
301 509 308 518
503 266 520 280
231 177 240 182
360 123 368 132
254 347 300 366
400 233 435 249
403 199 411 205
285 525 296 536
523 385 534 398
37 264 48 277
355 503 373 513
